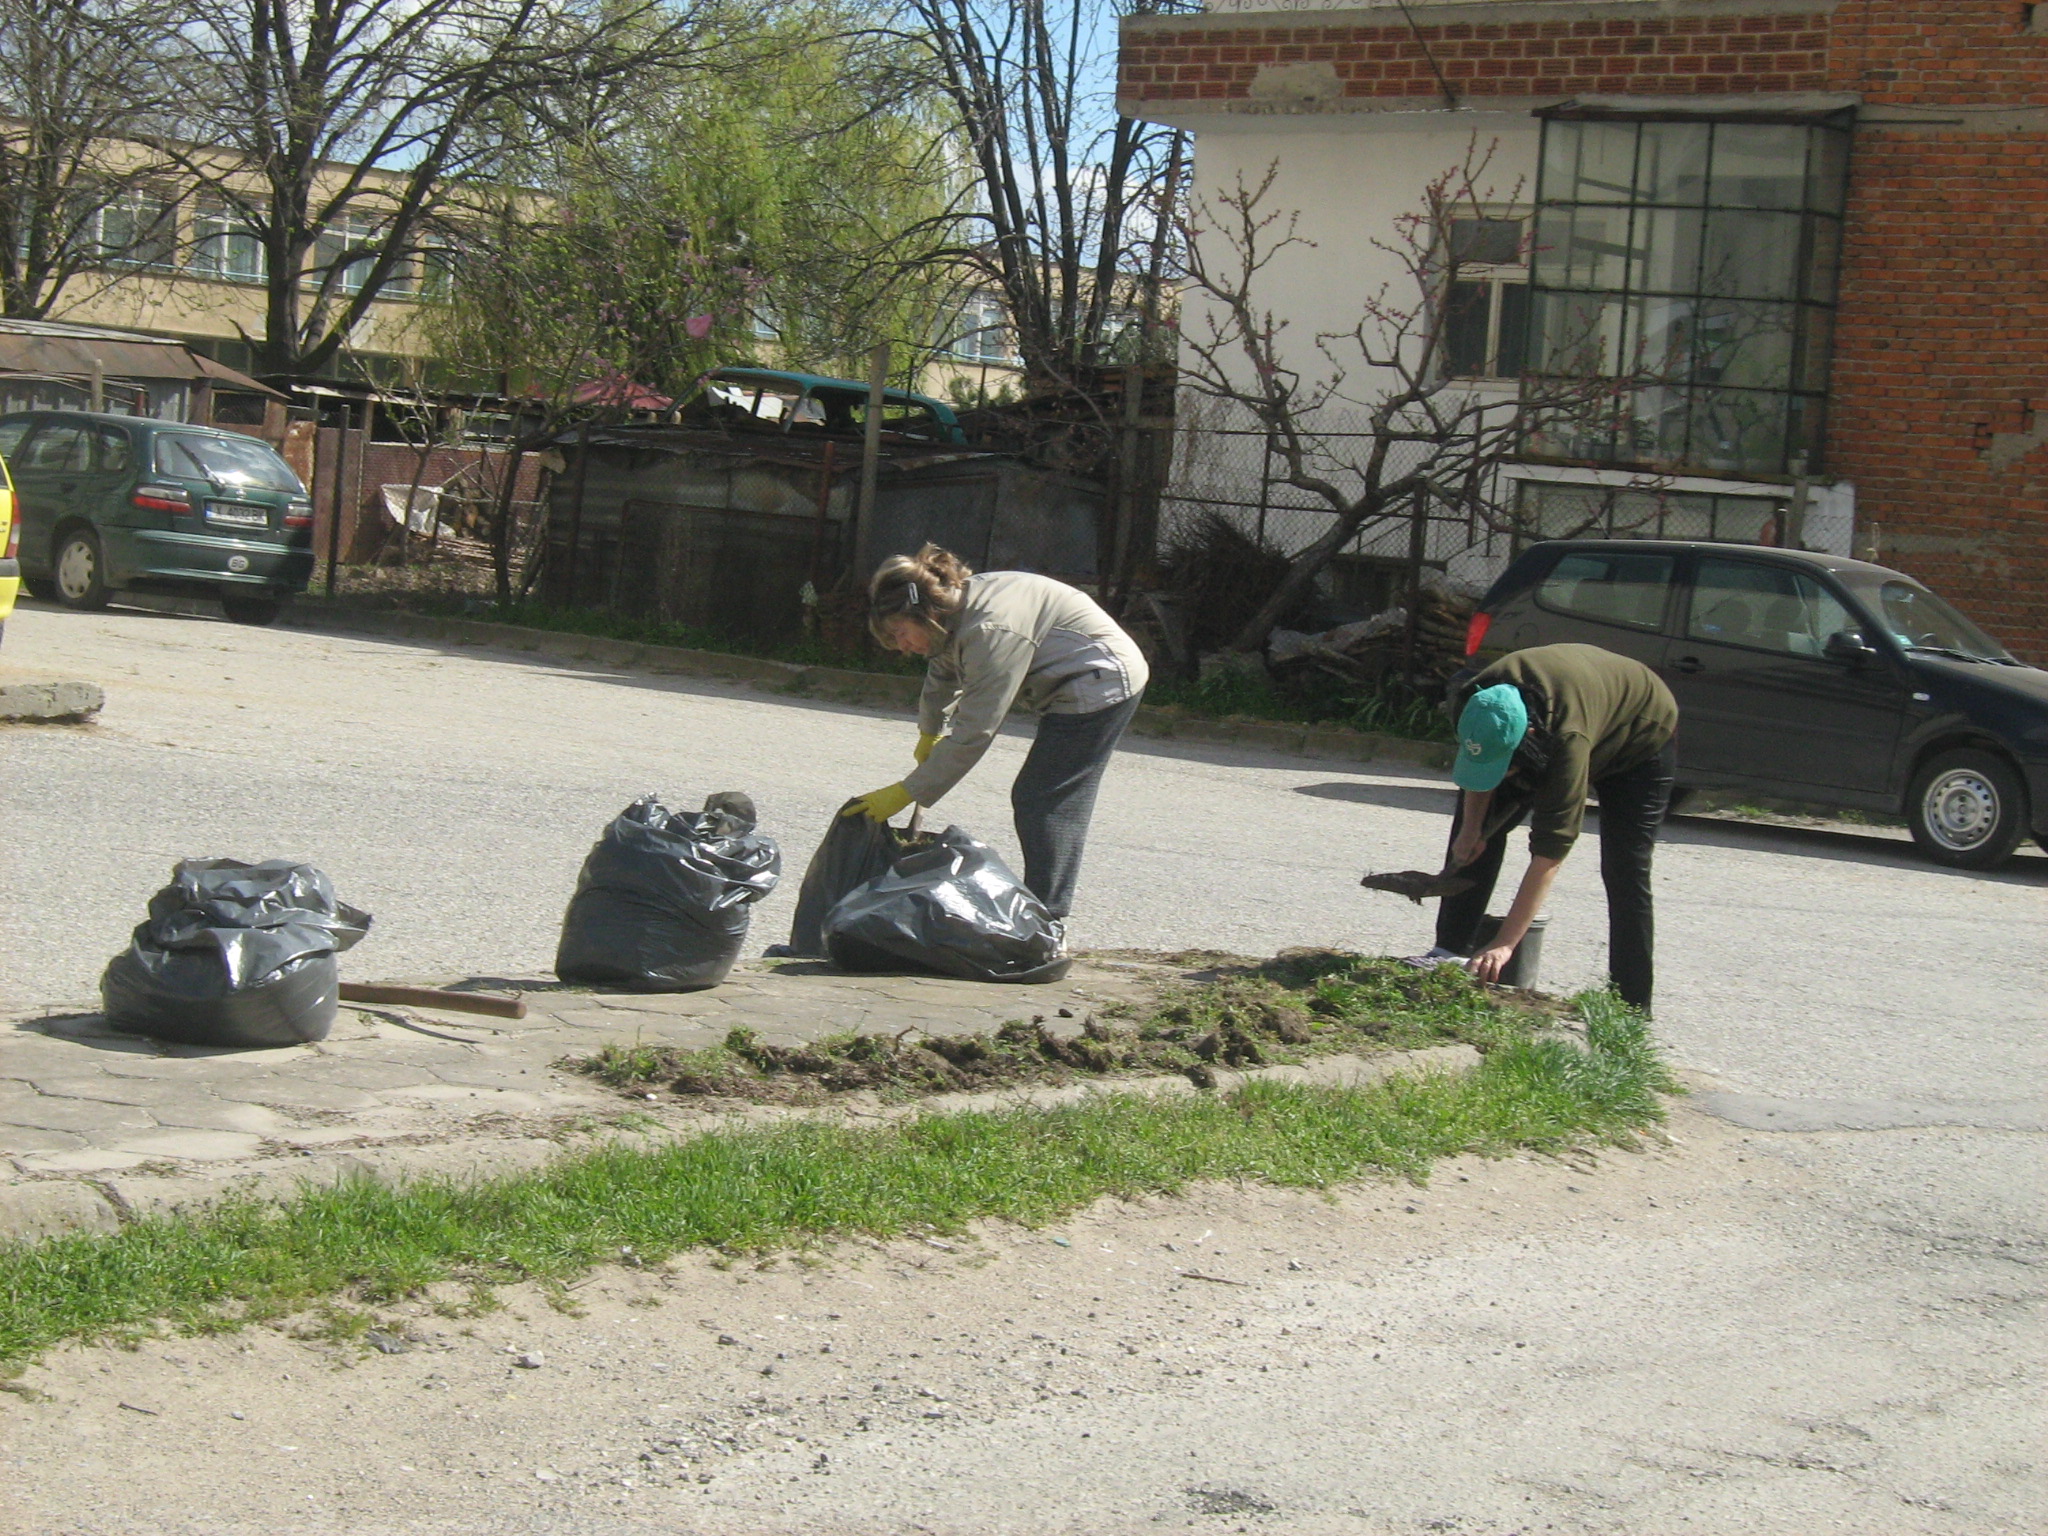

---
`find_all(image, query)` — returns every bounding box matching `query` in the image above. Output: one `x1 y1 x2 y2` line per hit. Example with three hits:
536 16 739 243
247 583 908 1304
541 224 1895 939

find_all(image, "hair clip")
904 581 920 606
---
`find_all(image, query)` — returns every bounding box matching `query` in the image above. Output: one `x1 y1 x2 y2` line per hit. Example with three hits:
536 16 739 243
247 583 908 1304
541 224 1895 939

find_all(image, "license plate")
205 501 270 528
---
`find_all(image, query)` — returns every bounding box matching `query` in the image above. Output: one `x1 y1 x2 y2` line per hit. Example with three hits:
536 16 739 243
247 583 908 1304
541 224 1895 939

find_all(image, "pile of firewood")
1267 575 1481 694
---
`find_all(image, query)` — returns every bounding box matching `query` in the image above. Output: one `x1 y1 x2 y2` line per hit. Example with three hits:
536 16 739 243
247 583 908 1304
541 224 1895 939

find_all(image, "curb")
279 604 1454 771
0 1044 1480 1244
0 677 104 724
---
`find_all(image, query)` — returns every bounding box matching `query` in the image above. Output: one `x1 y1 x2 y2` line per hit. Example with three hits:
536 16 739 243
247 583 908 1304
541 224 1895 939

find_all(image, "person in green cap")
1426 642 1678 1011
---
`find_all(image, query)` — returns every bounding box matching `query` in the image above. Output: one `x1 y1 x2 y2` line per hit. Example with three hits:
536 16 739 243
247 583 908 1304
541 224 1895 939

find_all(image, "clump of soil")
559 953 1553 1105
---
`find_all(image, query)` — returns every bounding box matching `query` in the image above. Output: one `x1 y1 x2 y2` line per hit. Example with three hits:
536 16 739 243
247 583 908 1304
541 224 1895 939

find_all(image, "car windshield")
154 432 304 493
1869 578 2011 662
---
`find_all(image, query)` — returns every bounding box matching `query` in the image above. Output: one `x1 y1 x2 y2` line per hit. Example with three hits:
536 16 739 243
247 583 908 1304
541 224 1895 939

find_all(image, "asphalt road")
1 599 2043 1535
3 600 2042 1127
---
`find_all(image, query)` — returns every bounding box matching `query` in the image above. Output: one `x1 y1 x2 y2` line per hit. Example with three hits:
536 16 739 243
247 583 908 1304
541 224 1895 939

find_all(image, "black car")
1464 540 2048 869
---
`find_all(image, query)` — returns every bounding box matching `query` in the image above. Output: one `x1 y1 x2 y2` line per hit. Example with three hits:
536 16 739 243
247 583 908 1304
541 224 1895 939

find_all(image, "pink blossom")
685 315 714 340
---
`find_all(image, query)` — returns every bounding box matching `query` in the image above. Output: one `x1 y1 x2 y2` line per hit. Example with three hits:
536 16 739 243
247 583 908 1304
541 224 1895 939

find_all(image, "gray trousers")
1011 694 1142 920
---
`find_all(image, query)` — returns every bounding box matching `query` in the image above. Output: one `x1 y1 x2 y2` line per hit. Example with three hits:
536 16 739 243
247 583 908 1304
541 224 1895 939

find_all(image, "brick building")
1120 0 2048 660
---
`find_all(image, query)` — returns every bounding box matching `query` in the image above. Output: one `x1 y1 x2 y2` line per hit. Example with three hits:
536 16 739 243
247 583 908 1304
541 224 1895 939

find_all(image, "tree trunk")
491 444 525 606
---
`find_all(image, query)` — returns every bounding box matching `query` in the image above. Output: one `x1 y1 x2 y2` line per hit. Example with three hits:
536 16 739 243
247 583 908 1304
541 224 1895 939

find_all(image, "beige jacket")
902 571 1149 804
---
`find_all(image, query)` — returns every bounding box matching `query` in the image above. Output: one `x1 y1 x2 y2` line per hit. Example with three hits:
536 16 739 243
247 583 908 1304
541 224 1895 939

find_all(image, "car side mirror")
1823 629 1877 665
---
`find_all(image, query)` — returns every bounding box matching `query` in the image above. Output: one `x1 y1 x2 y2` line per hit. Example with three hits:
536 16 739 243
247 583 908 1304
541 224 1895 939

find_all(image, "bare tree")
165 0 719 384
896 0 1191 387
1175 149 1634 654
0 0 187 318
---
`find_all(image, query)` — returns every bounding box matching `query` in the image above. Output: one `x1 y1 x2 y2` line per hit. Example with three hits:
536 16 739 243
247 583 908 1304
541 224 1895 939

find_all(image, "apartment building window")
91 190 176 269
311 213 380 295
1442 215 1530 381
1522 111 1850 478
947 291 1014 363
190 196 267 282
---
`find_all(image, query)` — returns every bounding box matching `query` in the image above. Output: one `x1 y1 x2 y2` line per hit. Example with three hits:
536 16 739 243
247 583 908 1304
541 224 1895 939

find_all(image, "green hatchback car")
3 409 315 625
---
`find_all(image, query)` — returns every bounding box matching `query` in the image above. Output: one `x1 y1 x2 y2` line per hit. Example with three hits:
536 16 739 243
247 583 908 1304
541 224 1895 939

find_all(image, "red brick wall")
1122 0 2048 658
1121 10 1831 104
1821 1 2048 661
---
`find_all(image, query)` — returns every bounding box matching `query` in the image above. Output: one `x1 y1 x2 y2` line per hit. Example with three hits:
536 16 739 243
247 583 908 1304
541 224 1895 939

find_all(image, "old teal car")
3 409 314 626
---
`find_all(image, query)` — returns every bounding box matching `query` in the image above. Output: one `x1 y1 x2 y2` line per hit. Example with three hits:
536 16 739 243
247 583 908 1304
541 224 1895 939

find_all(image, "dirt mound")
560 954 1553 1105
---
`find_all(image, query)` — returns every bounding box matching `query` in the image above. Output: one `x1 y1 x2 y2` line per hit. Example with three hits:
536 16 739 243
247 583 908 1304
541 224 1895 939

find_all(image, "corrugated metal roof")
0 318 284 399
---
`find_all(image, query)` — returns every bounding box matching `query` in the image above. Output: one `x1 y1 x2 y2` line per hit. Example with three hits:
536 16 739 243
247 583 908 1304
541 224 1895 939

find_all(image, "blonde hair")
868 543 972 645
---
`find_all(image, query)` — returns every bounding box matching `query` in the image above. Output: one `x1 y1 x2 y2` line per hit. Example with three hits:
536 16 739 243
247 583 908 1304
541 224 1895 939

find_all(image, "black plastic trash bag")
101 859 372 1049
823 825 1069 984
555 792 781 991
784 806 931 958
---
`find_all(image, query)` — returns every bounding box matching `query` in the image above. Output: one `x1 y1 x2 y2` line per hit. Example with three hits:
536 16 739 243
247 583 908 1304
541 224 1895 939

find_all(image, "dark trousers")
1434 741 1676 1011
1011 694 1142 919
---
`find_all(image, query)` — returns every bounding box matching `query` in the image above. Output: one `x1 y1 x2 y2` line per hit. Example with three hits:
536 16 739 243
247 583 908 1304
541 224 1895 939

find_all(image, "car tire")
1905 748 2028 870
52 527 110 610
220 594 282 626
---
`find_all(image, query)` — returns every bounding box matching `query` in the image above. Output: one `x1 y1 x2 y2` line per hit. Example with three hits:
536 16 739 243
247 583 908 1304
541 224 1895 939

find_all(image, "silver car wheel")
1919 767 2000 852
56 537 97 601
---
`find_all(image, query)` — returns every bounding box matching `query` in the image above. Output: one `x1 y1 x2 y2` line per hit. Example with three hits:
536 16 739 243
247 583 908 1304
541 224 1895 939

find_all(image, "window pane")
1442 279 1490 377
94 427 133 473
1540 118 1583 202
1875 579 2006 658
1529 289 1628 377
1696 300 1797 391
1690 387 1788 474
22 423 88 470
1495 282 1531 378
1568 122 1638 204
1626 295 1697 381
1622 384 1694 464
1550 205 1633 289
1635 122 1711 204
1701 209 1802 299
1537 549 1675 629
0 420 28 458
1629 206 1705 294
1690 560 1849 655
1450 217 1523 266
1709 124 1810 210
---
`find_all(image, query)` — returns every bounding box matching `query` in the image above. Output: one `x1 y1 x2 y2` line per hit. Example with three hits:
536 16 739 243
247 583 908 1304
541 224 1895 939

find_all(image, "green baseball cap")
1452 683 1529 791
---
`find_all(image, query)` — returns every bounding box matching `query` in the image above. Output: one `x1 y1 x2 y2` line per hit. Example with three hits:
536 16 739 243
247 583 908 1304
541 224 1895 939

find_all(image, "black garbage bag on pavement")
784 806 934 958
823 825 1070 984
101 859 372 1049
555 792 781 991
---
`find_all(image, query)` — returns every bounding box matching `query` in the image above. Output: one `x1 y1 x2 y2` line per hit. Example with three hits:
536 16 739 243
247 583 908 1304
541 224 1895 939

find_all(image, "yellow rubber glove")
842 783 914 822
914 732 941 764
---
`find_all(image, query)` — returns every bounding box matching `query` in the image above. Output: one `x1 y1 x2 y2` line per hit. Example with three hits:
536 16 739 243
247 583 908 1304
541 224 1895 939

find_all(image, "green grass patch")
0 991 1670 1368
563 956 1556 1103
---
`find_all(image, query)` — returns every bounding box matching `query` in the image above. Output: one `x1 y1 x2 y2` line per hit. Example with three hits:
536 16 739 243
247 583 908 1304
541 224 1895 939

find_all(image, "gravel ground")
0 599 2042 1535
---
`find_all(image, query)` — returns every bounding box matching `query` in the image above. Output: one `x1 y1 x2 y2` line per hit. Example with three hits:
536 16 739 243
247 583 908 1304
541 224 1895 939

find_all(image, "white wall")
1183 109 1540 397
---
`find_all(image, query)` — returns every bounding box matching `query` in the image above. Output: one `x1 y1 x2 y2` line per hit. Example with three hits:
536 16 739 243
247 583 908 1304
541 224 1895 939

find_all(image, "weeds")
0 986 1667 1368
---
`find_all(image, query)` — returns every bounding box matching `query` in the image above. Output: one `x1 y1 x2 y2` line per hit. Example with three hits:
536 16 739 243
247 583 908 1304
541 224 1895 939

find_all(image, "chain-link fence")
1160 393 1514 611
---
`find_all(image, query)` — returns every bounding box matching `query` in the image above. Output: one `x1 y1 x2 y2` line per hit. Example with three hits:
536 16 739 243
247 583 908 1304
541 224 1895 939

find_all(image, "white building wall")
1166 103 1855 590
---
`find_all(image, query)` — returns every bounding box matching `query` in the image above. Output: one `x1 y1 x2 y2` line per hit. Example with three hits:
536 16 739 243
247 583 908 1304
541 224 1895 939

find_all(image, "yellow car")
0 449 16 646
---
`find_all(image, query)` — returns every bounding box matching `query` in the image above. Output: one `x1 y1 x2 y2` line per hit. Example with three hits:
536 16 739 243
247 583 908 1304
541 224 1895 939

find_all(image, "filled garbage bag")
823 825 1070 984
101 859 372 1049
555 792 780 991
784 807 933 958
